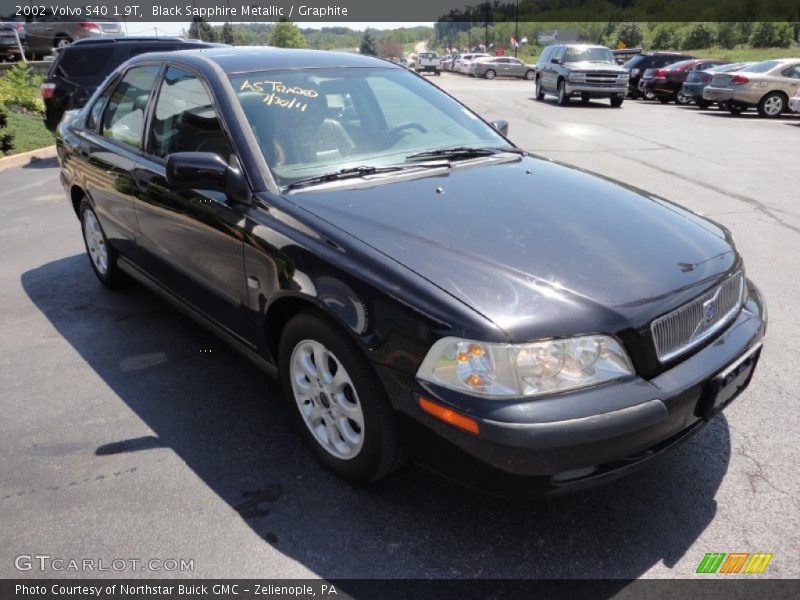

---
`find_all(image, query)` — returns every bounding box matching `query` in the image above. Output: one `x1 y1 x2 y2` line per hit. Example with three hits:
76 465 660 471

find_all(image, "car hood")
286 156 738 341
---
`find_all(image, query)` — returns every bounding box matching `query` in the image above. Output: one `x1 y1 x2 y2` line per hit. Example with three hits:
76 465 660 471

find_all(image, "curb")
0 145 57 171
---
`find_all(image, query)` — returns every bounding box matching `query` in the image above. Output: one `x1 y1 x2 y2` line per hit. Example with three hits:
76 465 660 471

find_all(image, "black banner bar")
2 0 800 23
2 579 800 600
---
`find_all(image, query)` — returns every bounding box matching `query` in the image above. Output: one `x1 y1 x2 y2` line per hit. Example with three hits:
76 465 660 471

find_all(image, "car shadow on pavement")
528 97 621 109
22 254 732 581
22 157 59 170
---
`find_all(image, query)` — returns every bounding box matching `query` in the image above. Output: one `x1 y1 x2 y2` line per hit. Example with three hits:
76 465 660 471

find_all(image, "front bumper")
564 82 627 96
378 279 766 495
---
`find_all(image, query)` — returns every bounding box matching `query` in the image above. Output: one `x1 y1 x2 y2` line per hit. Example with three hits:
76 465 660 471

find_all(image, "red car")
640 59 732 104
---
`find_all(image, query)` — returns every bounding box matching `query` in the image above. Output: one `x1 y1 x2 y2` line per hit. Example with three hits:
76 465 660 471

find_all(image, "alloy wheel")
290 339 365 460
83 210 108 275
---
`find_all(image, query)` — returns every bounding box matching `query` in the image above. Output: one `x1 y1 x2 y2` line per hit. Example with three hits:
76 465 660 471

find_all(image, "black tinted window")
101 65 160 148
57 48 114 79
151 67 231 159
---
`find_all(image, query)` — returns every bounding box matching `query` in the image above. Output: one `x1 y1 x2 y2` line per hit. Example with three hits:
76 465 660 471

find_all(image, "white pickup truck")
415 52 442 76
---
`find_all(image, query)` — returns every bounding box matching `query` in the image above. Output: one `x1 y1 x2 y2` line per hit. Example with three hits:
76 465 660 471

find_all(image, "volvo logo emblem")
704 301 716 322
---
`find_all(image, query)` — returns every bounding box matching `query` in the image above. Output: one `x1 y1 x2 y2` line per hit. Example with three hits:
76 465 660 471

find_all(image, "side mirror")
490 119 509 136
551 57 561 65
166 152 250 204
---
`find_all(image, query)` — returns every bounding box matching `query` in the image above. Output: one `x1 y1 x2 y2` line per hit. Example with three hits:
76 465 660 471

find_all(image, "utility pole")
515 0 519 58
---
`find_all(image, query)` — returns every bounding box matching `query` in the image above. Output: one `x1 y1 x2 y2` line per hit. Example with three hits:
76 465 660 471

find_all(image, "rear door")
77 64 161 258
134 64 252 344
776 62 800 97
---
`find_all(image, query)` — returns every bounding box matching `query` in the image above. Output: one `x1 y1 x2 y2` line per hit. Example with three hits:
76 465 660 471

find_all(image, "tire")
524 70 534 80
534 77 544 101
580 94 590 104
676 90 692 105
435 70 441 76
556 79 569 106
79 199 127 288
610 96 624 108
696 99 711 109
279 311 401 483
644 90 656 101
658 96 671 104
55 36 72 50
757 92 786 118
728 104 743 116
484 69 496 80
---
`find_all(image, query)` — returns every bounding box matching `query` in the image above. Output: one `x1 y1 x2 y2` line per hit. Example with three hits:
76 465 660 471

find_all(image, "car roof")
131 47 398 73
67 36 222 47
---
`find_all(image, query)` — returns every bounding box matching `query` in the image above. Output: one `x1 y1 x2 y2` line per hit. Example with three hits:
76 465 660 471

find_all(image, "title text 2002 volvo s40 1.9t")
56 48 766 495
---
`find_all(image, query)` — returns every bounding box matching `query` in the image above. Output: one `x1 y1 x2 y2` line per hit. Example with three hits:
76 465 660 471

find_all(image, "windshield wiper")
284 164 443 191
405 146 526 162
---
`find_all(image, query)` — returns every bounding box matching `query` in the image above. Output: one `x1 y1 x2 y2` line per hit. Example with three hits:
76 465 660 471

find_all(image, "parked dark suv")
40 36 221 131
624 52 696 98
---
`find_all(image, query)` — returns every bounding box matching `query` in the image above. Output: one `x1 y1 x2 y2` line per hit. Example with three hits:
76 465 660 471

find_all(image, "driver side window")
149 66 232 160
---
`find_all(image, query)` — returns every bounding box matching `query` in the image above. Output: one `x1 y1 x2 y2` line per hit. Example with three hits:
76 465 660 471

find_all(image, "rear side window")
56 47 115 79
150 66 232 159
101 65 161 149
782 65 800 79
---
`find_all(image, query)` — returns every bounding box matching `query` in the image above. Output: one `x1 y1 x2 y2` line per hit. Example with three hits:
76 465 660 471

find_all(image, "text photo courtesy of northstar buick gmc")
56 47 766 495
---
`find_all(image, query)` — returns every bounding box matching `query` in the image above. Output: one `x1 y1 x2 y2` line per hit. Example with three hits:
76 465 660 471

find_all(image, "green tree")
649 24 678 50
749 22 792 48
0 106 14 155
359 29 378 56
716 22 738 49
269 19 307 48
188 17 217 42
606 22 643 49
681 23 715 50
221 22 235 45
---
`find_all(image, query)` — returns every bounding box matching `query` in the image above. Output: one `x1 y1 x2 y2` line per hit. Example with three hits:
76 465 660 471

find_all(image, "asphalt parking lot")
1 72 799 580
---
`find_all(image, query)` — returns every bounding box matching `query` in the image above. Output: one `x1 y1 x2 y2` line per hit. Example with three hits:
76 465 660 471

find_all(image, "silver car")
24 14 123 59
469 56 536 80
703 58 800 118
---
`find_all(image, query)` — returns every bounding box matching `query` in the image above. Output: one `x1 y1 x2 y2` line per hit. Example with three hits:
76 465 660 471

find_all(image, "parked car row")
0 14 124 60
627 53 800 118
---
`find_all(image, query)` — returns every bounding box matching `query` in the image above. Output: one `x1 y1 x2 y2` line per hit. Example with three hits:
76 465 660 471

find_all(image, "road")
1 74 799 581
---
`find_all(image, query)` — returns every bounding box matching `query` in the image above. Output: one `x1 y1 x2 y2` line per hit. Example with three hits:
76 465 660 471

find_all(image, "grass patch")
2 108 54 155
680 46 800 62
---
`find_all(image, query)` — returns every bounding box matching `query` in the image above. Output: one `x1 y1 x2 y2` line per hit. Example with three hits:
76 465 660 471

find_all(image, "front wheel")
484 69 496 80
534 77 544 101
676 90 692 105
556 79 569 106
610 96 624 108
279 312 401 483
524 70 534 80
79 199 127 288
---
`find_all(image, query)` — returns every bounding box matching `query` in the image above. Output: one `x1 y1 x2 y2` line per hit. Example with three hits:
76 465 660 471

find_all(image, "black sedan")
56 48 766 495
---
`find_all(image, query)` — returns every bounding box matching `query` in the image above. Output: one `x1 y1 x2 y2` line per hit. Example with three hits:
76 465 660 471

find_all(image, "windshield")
564 47 615 64
230 67 507 187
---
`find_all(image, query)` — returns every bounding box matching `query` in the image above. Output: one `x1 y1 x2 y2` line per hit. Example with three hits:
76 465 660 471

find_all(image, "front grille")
651 273 744 362
584 72 623 86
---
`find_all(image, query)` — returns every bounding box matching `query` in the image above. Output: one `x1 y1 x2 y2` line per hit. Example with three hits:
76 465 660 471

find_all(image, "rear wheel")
55 36 72 50
643 90 656 101
556 79 569 105
728 104 743 115
676 90 692 105
757 92 786 118
279 312 401 483
79 199 127 288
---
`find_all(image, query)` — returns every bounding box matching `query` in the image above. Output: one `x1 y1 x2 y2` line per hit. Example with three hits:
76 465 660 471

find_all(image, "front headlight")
417 335 634 398
568 72 586 82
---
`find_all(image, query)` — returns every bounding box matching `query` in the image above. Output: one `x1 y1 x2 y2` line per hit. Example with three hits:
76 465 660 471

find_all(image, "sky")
123 22 433 37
